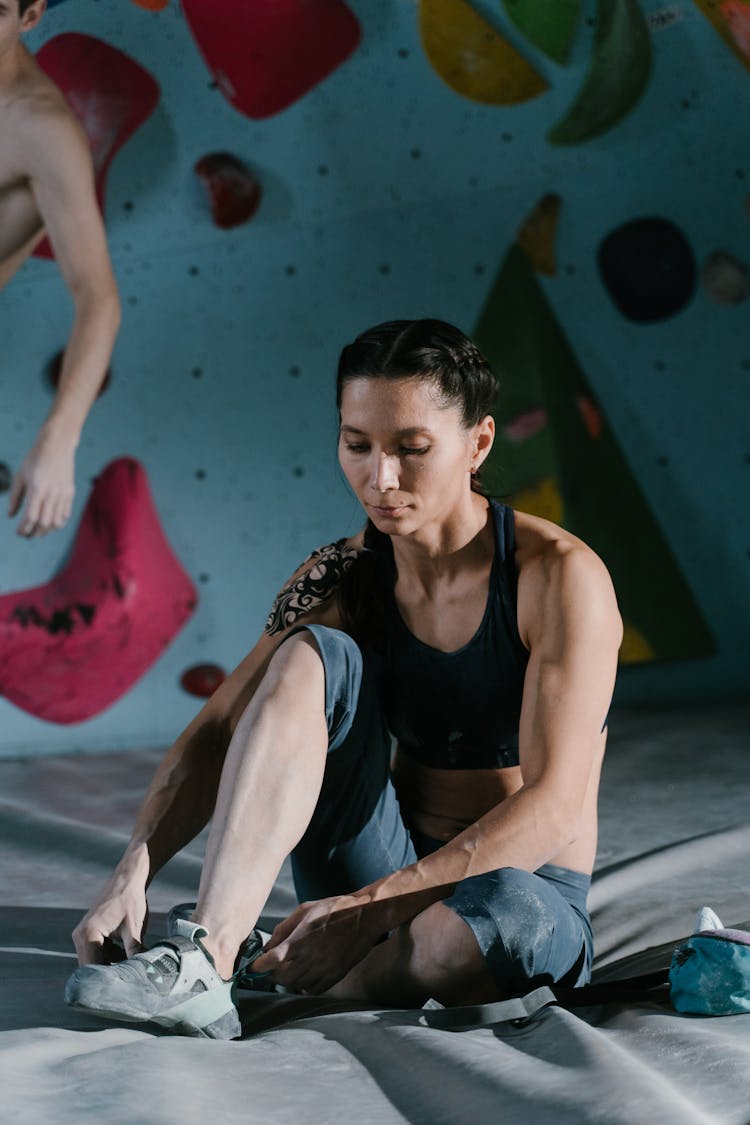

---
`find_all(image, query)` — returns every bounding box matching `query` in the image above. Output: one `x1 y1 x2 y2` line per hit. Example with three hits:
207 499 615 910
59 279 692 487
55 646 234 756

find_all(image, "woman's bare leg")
324 902 500 1007
191 633 329 978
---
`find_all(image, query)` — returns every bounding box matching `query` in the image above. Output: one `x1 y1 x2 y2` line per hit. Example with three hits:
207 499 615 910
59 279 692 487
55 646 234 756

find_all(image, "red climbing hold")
194 153 262 229
182 0 361 119
180 663 227 698
0 458 197 724
47 349 111 397
33 33 160 259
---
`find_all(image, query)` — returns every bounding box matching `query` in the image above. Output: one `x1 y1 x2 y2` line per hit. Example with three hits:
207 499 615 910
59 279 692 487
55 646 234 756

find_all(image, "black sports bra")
371 500 530 770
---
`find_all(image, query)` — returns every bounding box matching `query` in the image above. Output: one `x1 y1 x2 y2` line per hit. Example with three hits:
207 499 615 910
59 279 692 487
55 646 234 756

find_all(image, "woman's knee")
262 628 327 700
274 625 365 750
444 867 568 990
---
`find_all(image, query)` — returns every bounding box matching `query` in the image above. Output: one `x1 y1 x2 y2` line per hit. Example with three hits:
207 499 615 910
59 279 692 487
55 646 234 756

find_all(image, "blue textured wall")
1 0 748 756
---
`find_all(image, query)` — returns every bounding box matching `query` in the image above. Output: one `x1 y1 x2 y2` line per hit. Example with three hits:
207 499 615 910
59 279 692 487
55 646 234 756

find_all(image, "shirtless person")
65 318 622 1040
1 0 120 537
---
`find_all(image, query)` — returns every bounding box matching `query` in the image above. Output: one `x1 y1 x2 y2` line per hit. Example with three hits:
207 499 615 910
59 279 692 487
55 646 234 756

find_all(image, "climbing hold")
597 217 696 322
419 0 548 105
180 662 227 698
692 1 750 72
548 0 652 145
46 349 111 396
0 463 12 493
503 407 549 443
129 0 170 9
181 0 361 119
577 395 603 440
702 250 749 304
0 458 197 724
194 152 262 228
619 620 654 664
33 34 160 259
501 0 583 64
516 194 563 276
509 478 564 525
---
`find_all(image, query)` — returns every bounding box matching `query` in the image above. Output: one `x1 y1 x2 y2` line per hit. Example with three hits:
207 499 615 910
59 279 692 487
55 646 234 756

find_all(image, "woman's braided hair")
336 318 498 435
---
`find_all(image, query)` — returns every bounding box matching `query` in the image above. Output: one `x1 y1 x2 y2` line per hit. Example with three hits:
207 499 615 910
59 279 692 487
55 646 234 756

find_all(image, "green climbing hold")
547 0 652 145
501 0 582 65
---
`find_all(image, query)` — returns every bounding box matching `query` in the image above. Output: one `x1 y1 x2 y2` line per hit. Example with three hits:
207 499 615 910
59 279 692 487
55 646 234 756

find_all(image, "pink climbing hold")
0 458 197 724
180 663 227 698
503 407 549 443
33 33 160 259
194 153 262 229
181 0 361 119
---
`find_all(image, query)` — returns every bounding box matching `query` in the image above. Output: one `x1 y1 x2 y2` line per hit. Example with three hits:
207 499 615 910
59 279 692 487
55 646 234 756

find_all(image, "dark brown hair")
337 317 498 429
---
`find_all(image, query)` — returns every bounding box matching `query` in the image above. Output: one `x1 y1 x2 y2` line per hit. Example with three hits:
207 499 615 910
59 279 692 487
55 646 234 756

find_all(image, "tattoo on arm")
264 539 361 635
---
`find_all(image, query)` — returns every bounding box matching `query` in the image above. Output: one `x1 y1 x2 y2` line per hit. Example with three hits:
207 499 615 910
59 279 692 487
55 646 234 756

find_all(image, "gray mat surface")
1 702 749 1124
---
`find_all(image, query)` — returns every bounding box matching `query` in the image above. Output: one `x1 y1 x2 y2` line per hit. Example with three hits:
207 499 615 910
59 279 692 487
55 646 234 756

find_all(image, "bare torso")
383 504 605 875
0 47 70 281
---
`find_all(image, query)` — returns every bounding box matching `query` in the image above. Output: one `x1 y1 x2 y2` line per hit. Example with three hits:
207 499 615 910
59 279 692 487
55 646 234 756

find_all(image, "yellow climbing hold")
516 193 562 276
619 620 655 664
692 1 750 73
509 477 564 523
419 0 548 105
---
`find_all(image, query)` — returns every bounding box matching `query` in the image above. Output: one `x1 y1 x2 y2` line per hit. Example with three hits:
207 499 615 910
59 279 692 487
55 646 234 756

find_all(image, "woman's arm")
8 106 120 536
330 541 622 931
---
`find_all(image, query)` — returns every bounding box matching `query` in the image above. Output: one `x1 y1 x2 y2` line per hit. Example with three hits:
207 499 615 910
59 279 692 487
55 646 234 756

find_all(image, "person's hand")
72 877 150 966
8 425 76 537
252 893 388 995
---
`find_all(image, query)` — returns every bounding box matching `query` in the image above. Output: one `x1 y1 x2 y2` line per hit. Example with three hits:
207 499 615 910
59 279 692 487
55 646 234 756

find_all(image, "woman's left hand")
251 893 388 994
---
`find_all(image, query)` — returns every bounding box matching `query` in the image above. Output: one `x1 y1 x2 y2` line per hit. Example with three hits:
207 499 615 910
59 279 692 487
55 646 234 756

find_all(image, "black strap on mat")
418 969 671 1031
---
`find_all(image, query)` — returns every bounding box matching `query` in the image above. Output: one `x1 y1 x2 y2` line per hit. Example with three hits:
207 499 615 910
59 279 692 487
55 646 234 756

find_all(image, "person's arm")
72 537 359 963
8 106 120 537
258 543 623 986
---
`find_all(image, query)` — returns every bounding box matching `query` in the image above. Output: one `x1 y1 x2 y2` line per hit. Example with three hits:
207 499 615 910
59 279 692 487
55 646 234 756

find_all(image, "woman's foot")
64 915 241 1039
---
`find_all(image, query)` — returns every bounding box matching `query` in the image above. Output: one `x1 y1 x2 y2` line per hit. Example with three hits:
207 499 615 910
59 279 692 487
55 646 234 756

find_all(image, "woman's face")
338 376 493 535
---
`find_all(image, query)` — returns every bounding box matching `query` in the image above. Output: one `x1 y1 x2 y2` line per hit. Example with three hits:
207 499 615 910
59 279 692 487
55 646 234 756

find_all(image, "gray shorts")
283 624 594 995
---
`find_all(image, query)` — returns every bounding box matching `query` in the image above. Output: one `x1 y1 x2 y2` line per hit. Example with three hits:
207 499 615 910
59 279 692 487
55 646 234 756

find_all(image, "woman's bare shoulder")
512 508 598 566
512 508 621 647
263 528 368 637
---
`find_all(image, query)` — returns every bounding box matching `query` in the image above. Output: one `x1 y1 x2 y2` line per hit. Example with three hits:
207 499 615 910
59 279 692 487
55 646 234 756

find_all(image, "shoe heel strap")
170 915 210 946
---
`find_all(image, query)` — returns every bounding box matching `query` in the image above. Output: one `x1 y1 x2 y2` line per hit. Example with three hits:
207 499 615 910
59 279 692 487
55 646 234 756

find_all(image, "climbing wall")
0 0 748 754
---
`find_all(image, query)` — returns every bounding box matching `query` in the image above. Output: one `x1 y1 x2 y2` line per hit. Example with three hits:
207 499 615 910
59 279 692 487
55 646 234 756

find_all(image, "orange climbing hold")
692 0 750 71
577 395 604 440
516 194 563 276
194 153 262 229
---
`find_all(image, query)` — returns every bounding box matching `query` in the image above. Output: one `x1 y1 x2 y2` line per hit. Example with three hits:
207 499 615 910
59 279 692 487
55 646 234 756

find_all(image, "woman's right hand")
72 856 150 965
